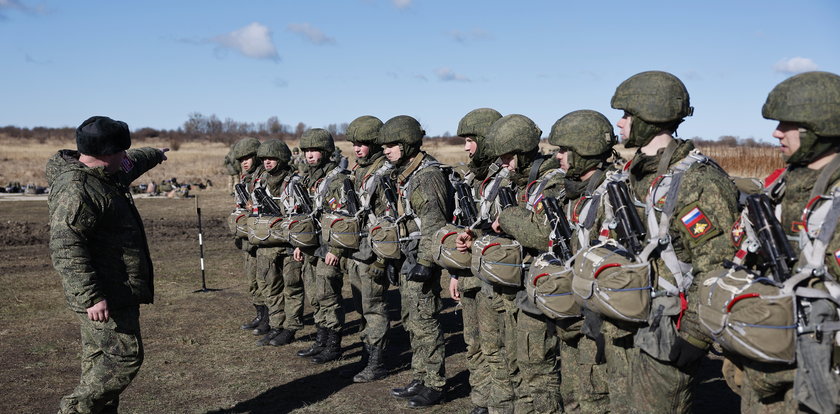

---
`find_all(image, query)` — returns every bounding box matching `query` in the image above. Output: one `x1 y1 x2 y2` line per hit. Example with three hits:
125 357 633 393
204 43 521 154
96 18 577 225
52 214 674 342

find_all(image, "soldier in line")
232 137 271 336
611 71 740 413
713 71 840 413
252 139 305 347
448 108 503 414
48 116 169 414
381 116 452 408
224 147 241 194
549 110 622 412
293 129 351 364
340 116 393 382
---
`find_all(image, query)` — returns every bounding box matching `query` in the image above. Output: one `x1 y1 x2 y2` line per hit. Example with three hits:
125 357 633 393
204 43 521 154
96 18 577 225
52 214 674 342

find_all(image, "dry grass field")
0 136 766 413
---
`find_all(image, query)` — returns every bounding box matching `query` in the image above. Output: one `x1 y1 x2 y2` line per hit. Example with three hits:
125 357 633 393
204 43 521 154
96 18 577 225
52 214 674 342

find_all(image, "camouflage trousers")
59 307 143 414
458 275 491 408
399 272 446 391
726 357 798 414
244 248 263 306
256 248 304 331
601 319 638 413
556 321 609 414
628 345 699 414
300 253 344 331
477 287 516 413
346 258 389 347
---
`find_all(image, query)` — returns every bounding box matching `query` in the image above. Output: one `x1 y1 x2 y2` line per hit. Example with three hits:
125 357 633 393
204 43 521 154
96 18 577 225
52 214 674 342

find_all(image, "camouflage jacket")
394 152 452 268
498 156 566 252
254 165 296 256
223 148 240 176
47 148 166 313
627 139 739 345
300 159 349 257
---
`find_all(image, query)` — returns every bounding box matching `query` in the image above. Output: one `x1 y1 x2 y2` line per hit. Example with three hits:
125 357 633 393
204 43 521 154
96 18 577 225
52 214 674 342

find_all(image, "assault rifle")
292 181 313 215
542 196 573 262
745 194 795 282
342 178 360 216
380 175 400 219
234 183 249 209
498 186 517 210
454 181 479 226
606 181 646 255
253 187 282 216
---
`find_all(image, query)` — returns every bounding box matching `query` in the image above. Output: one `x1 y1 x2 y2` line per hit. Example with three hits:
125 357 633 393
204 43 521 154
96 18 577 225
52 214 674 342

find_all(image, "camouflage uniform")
253 140 304 342
224 147 241 193
48 131 166 414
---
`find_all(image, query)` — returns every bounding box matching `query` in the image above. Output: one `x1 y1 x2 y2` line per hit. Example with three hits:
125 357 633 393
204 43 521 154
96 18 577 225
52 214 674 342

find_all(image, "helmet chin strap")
786 129 840 166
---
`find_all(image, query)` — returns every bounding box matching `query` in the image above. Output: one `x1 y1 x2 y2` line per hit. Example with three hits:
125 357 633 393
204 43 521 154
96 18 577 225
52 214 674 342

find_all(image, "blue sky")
1 0 838 142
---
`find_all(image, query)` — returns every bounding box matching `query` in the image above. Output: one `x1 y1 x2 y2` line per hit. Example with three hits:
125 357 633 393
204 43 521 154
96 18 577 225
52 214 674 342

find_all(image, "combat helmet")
611 71 693 148
549 110 617 178
484 114 542 159
457 108 503 139
346 116 383 145
762 71 840 165
380 115 425 163
232 137 261 161
299 128 336 154
257 139 292 172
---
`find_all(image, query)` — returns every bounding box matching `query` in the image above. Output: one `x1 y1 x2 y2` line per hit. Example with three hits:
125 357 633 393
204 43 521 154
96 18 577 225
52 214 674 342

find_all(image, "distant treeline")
0 112 772 150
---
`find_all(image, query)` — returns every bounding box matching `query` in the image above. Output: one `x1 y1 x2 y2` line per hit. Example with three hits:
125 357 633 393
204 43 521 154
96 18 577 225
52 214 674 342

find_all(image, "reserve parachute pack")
699 162 840 413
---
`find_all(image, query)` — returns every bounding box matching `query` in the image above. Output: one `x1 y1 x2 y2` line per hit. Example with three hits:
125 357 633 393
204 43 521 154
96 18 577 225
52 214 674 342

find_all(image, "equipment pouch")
526 252 580 319
471 234 525 287
320 212 361 250
247 215 290 247
369 217 401 260
432 224 472 271
228 210 250 239
633 295 681 362
286 214 320 248
698 267 796 364
572 241 652 323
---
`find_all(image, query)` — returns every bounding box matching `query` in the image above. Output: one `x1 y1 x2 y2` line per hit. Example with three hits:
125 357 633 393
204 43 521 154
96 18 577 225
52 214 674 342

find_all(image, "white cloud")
435 68 469 82
212 22 279 61
445 28 492 43
0 0 47 19
287 23 335 45
393 0 412 9
773 57 818 74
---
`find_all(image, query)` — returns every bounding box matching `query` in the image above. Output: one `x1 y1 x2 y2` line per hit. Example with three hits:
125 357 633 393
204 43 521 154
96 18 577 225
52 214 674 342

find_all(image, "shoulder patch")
835 249 840 267
679 205 715 239
730 217 744 247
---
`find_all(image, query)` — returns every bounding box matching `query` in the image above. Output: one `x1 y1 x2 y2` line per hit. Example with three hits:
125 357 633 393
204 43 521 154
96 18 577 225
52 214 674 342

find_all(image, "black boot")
256 328 283 346
240 304 265 330
311 329 342 364
339 344 369 378
297 326 328 357
353 344 387 382
268 329 295 346
391 379 423 399
407 385 445 408
251 306 270 335
469 407 489 414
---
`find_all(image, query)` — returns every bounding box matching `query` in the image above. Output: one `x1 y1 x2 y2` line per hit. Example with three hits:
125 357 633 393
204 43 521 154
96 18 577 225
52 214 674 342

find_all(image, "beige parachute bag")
471 234 526 287
526 252 580 319
247 215 290 247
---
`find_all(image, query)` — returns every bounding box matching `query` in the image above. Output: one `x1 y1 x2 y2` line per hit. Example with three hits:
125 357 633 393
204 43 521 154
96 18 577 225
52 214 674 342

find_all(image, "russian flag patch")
835 249 840 267
680 206 714 239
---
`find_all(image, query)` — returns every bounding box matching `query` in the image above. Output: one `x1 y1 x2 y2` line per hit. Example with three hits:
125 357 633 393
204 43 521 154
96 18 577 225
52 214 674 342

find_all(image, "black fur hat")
76 116 131 155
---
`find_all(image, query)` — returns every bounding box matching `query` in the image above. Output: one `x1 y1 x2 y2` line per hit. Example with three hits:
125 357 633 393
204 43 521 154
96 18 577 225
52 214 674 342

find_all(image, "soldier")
293 128 350 364
291 147 305 172
610 71 740 413
252 139 305 347
232 137 270 336
549 110 620 412
709 71 840 413
379 115 452 408
448 108 503 414
224 147 241 194
48 116 169 414
339 116 394 382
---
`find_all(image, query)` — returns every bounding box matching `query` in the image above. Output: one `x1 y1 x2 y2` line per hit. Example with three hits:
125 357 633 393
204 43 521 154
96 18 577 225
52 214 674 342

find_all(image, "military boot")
268 329 295 346
256 328 283 346
240 304 265 330
297 325 328 357
311 329 342 364
339 344 369 378
407 385 445 408
391 379 423 399
251 306 270 335
353 344 387 382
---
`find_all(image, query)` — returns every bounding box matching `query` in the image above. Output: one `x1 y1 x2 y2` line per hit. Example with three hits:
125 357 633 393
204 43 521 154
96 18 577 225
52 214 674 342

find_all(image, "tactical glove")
669 335 707 369
406 263 437 283
385 261 399 286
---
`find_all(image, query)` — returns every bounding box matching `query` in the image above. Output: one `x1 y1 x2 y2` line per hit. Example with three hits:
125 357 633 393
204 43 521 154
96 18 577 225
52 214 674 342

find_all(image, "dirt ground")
0 184 740 413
